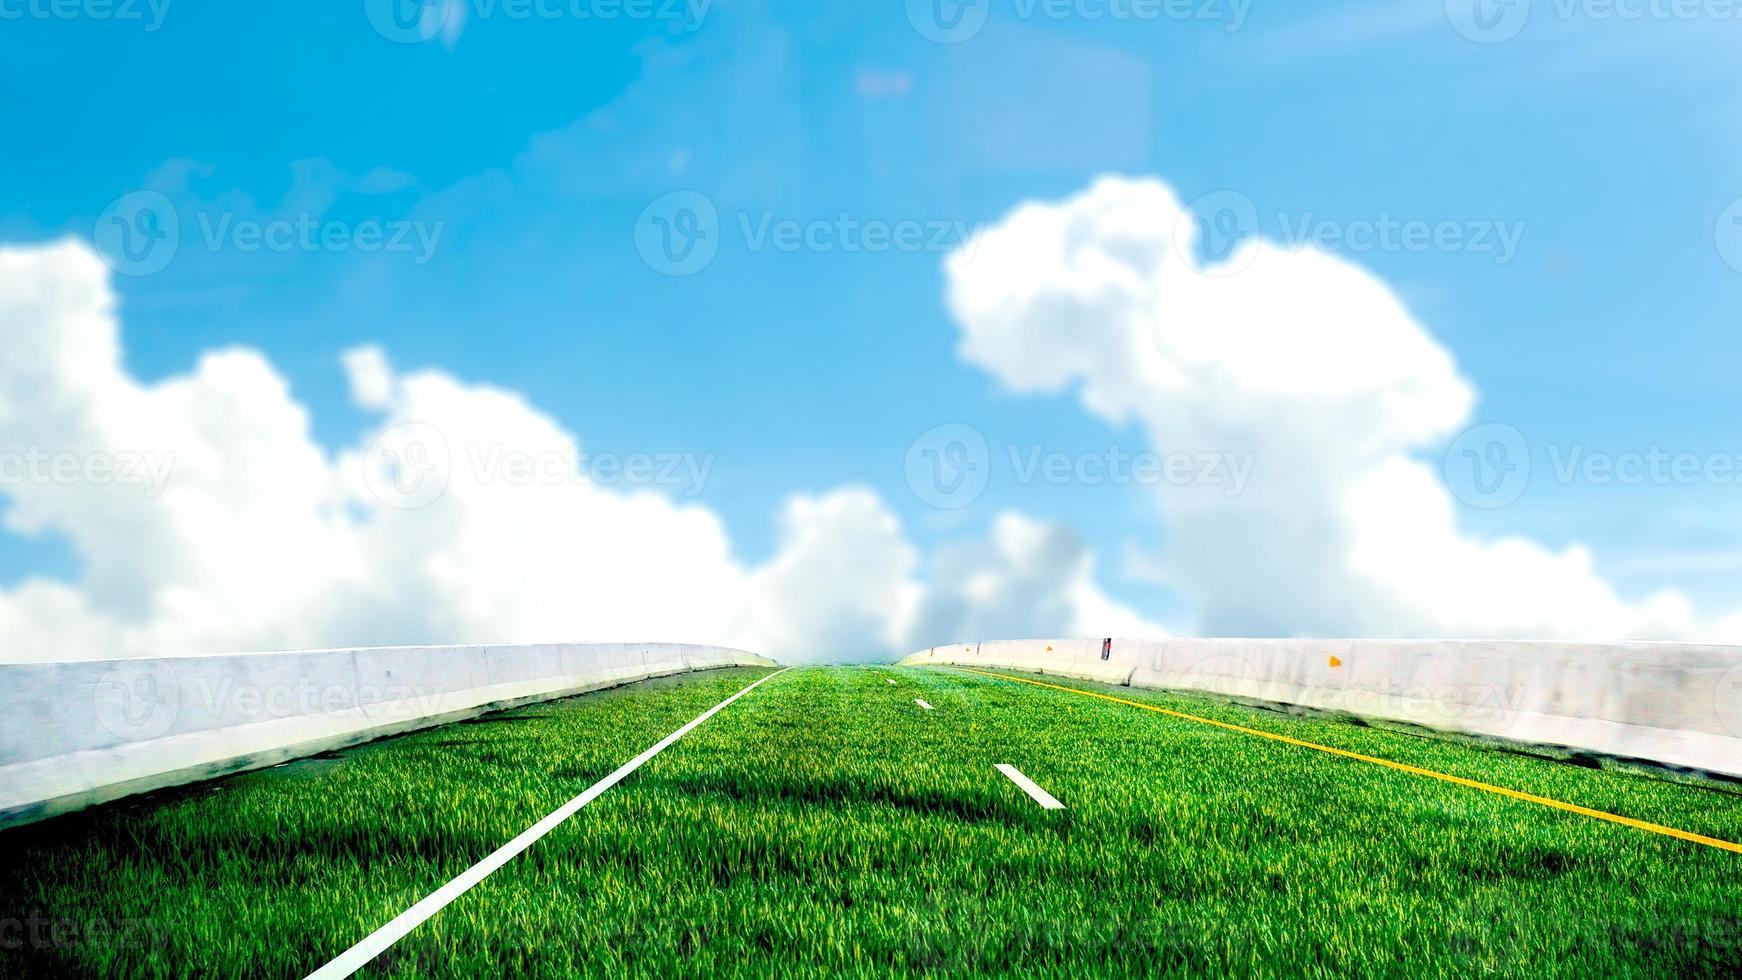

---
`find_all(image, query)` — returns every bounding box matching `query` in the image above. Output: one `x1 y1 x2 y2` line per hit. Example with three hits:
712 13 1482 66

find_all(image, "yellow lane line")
956 667 1742 855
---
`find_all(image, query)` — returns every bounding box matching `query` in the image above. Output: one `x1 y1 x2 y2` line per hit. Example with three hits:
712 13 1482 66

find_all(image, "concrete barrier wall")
0 642 776 829
903 638 1742 777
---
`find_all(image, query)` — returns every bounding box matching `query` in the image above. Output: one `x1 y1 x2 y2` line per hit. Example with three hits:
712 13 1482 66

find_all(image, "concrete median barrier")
0 642 775 829
903 638 1742 778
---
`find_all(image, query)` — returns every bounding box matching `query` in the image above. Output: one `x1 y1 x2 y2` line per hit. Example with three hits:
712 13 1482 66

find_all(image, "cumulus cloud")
0 239 1148 663
730 490 921 664
946 175 1717 641
341 346 396 409
909 513 1166 647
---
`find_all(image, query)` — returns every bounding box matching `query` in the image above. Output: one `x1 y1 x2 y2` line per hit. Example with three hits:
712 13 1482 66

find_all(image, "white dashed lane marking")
995 764 1066 810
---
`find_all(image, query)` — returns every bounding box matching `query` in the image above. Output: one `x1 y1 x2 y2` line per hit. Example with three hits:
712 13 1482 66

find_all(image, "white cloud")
0 239 1148 663
730 490 921 664
909 513 1166 646
946 175 1721 641
342 346 395 409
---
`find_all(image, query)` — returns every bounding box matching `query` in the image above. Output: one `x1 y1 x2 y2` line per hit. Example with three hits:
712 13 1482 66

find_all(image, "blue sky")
2 0 1741 653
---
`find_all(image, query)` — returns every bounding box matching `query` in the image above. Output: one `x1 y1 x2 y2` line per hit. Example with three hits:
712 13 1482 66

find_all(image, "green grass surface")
3 665 1739 978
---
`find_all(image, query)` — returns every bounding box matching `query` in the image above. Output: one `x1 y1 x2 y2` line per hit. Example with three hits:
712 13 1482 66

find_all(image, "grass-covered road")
3 666 1739 978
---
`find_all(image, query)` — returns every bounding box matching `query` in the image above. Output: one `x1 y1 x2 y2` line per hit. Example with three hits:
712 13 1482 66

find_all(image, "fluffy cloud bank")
5 170 1725 663
0 239 1147 663
946 176 1713 640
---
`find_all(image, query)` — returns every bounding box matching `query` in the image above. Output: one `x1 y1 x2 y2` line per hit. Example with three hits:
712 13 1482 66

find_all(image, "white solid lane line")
915 698 934 710
995 764 1066 810
303 667 793 980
